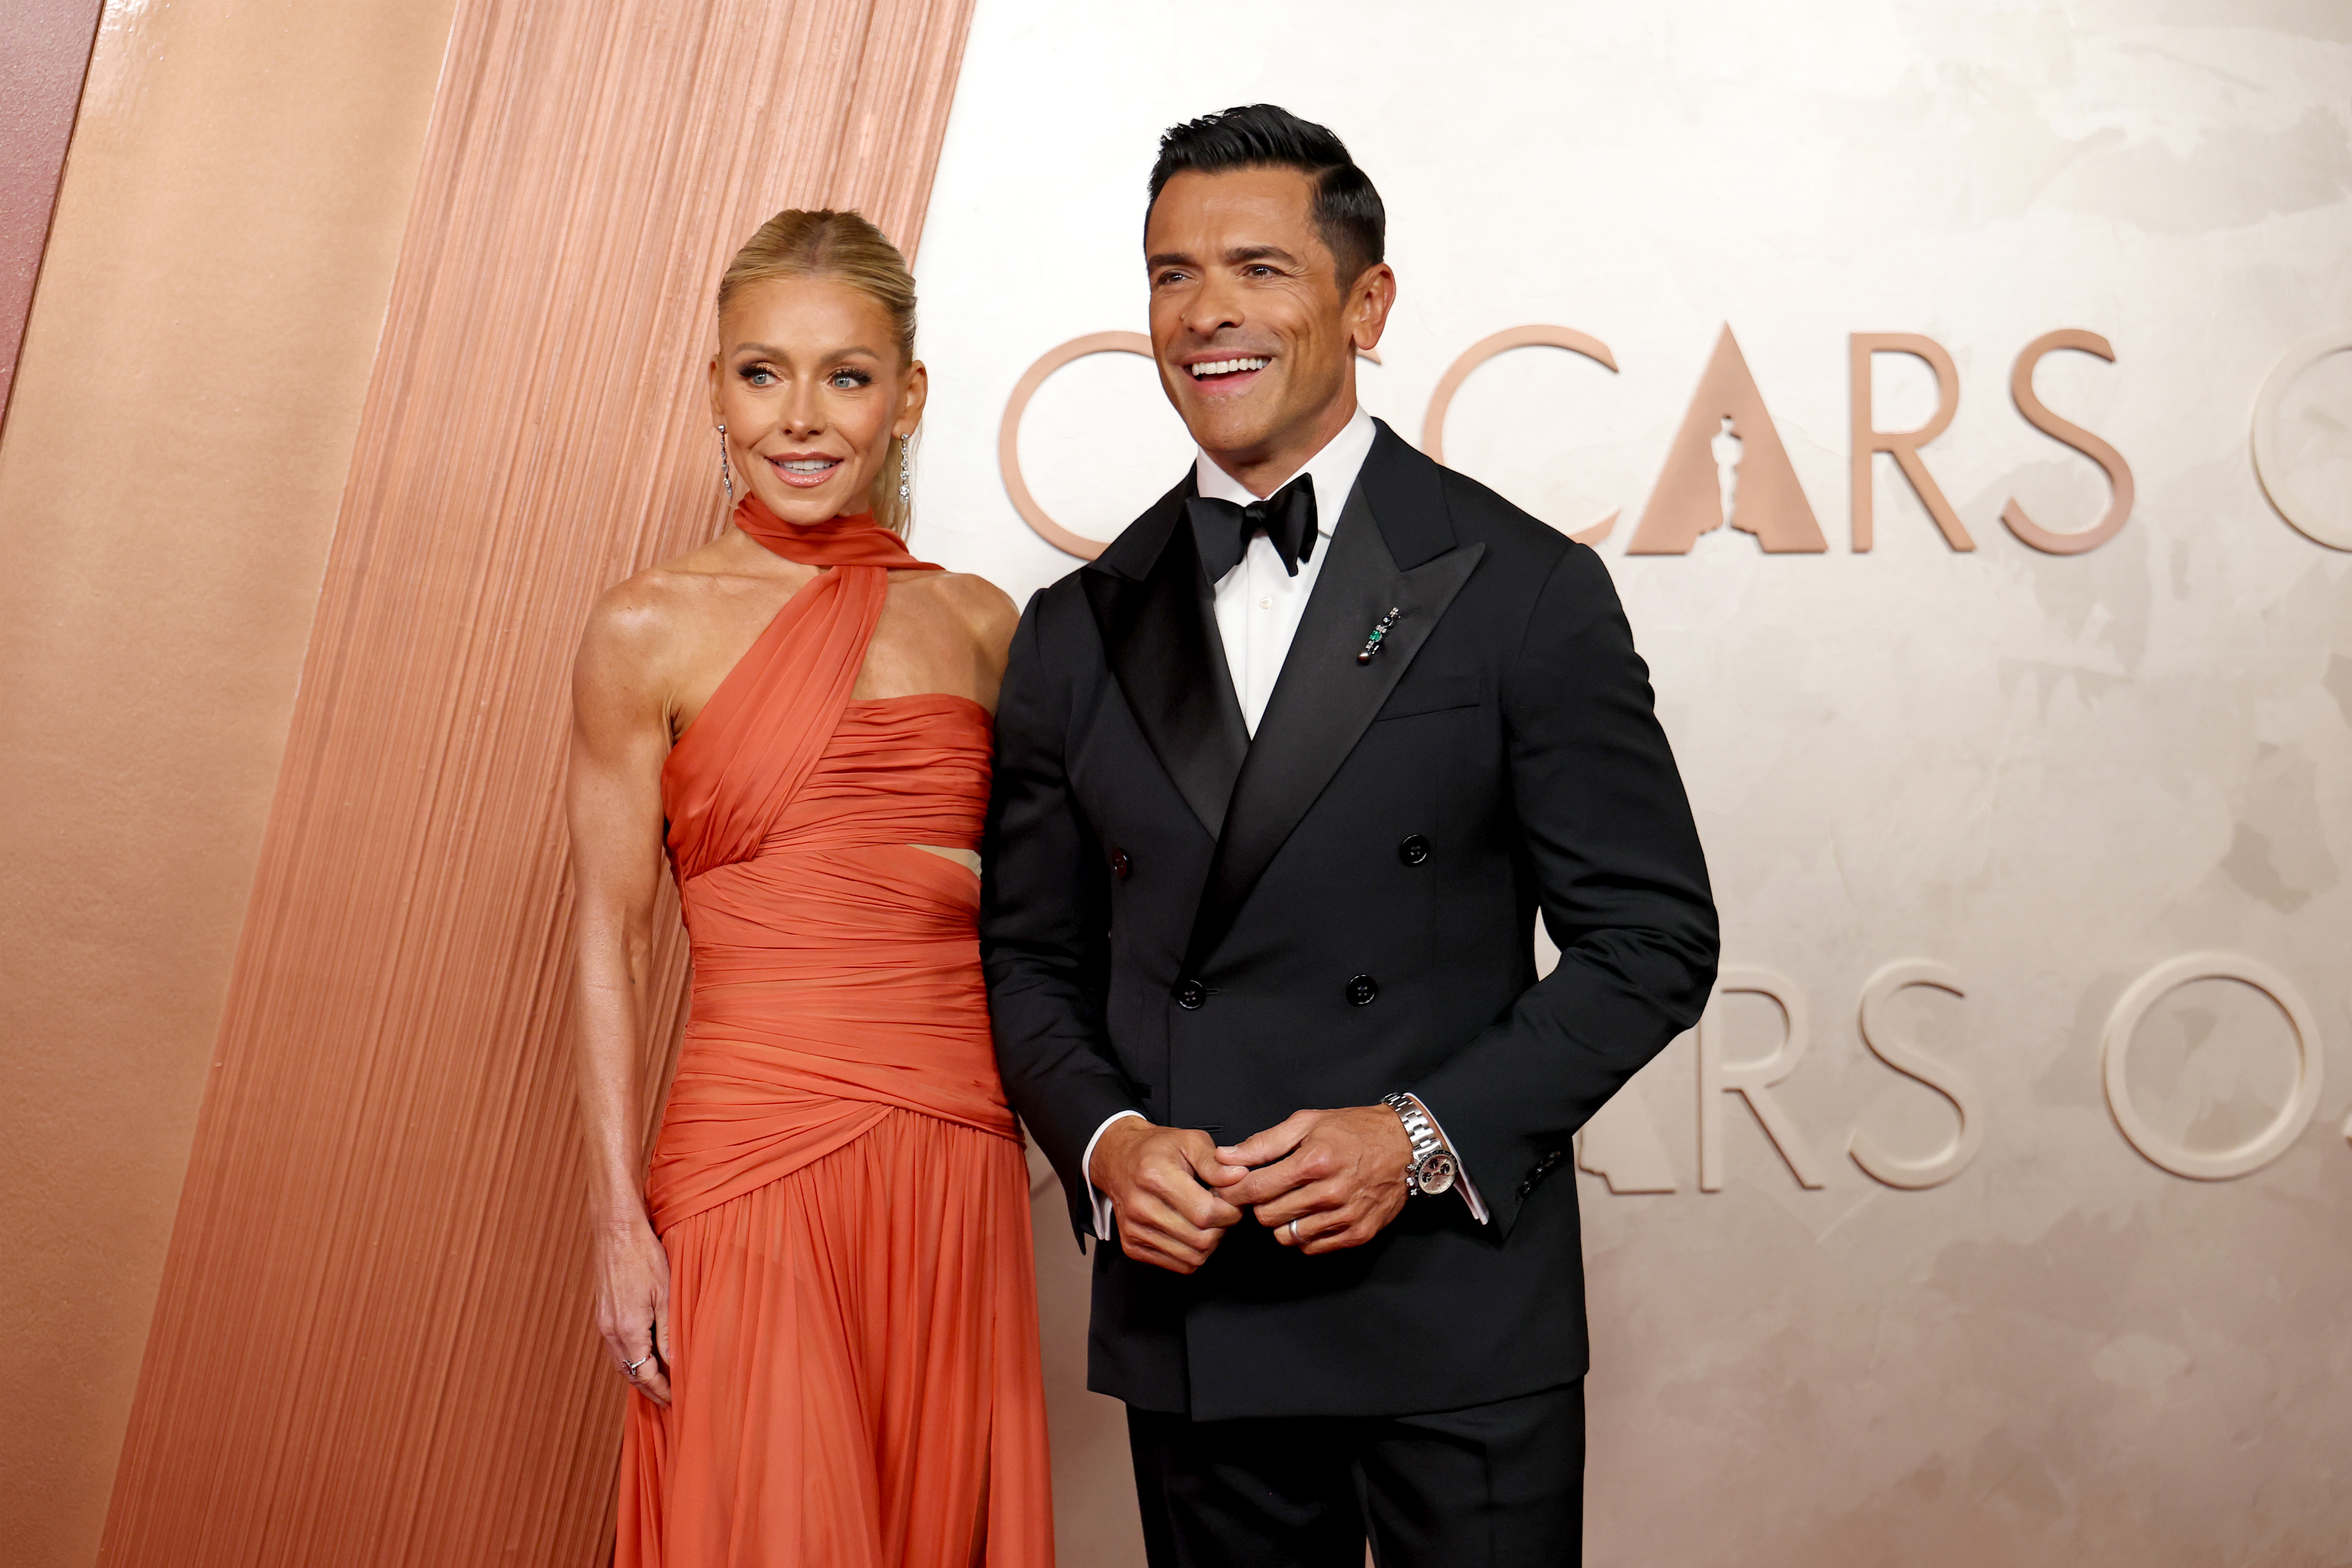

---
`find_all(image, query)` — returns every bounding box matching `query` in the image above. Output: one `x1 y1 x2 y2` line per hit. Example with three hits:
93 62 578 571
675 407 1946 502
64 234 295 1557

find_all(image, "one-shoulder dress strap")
662 563 890 883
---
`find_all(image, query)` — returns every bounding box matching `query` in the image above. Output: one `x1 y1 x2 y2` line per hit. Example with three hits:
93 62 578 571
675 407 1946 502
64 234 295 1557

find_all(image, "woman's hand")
594 1216 675 1406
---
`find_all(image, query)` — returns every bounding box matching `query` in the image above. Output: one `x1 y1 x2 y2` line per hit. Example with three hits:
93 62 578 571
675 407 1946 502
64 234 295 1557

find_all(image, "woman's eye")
829 369 870 389
742 366 775 386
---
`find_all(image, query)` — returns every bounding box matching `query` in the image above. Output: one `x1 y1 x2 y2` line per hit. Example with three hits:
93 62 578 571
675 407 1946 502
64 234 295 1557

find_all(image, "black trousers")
1127 1381 1584 1568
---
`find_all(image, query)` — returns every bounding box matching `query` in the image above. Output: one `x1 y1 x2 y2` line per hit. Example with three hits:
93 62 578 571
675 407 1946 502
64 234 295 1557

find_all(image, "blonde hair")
717 209 919 534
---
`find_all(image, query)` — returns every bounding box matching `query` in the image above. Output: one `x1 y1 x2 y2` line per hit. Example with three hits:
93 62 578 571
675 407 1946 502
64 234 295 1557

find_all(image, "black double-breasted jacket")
981 421 1719 1421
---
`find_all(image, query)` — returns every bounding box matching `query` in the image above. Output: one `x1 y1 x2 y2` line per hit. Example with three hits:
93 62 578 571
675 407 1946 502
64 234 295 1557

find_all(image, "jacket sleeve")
981 590 1141 1241
1408 543 1719 1236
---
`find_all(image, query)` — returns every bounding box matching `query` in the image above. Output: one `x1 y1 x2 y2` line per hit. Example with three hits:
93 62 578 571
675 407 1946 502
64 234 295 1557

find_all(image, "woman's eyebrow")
727 342 882 359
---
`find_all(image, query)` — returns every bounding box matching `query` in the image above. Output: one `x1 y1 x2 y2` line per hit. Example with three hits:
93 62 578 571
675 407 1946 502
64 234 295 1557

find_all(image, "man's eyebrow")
1145 251 1196 271
1224 245 1300 266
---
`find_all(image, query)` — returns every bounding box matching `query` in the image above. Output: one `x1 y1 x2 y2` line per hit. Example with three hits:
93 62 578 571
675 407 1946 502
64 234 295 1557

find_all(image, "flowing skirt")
617 1107 1053 1567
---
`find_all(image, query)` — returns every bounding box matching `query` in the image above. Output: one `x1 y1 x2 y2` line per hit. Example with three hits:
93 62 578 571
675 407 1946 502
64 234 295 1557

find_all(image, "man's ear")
1350 263 1398 353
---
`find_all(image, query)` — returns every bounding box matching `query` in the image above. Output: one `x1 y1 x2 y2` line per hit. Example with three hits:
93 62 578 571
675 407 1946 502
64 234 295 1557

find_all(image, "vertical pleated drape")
95 2 977 1563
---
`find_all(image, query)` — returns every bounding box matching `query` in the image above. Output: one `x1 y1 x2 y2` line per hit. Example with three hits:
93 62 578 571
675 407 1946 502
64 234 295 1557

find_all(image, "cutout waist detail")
911 844 982 876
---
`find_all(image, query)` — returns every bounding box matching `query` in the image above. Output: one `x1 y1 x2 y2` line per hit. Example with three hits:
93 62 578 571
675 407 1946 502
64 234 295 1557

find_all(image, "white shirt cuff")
1081 1109 1145 1239
1411 1098 1491 1225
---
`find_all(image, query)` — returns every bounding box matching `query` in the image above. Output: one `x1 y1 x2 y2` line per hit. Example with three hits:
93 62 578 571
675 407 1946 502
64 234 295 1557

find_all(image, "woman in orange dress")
564 208 1052 1567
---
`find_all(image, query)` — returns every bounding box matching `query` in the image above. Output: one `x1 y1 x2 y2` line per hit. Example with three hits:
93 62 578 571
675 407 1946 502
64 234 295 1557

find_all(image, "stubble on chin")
1174 385 1283 467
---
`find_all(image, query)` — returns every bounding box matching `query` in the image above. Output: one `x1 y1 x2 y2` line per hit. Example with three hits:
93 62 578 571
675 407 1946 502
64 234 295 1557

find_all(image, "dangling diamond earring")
716 424 734 503
897 436 912 508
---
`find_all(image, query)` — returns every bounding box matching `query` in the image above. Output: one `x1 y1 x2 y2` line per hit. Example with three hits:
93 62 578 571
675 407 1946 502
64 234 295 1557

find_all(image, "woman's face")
708 275 925 525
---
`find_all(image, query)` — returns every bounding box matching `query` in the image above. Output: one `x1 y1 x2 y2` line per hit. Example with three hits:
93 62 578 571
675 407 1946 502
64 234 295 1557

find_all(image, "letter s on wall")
2000 329 2135 555
1849 960 1982 1190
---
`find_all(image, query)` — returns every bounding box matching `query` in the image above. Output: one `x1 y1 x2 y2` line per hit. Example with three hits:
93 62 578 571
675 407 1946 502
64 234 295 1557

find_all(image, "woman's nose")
778 386 820 435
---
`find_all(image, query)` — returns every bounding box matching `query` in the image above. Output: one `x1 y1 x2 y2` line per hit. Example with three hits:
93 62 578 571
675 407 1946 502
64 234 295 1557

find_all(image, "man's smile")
1183 353 1272 395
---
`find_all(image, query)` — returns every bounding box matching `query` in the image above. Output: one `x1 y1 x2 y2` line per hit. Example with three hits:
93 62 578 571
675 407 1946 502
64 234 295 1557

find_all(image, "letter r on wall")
1851 333 1972 552
1698 966 1828 1192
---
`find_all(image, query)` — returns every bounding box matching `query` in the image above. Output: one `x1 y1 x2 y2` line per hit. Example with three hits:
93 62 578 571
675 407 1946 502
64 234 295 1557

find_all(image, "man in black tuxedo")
982 104 1718 1567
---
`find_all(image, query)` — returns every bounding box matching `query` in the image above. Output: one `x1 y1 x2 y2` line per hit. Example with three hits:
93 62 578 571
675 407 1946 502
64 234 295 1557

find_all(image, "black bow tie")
1186 474 1319 583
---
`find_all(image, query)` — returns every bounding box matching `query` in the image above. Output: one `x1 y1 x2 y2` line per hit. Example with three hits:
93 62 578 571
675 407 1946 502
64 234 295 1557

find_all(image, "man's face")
1144 166 1389 481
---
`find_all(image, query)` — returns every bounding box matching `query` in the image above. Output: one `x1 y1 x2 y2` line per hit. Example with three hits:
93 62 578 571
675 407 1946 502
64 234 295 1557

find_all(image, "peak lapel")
1182 472 1487 974
1081 474 1250 838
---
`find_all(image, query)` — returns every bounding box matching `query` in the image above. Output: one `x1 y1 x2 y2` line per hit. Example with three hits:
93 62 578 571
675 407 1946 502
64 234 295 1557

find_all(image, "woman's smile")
767 451 845 488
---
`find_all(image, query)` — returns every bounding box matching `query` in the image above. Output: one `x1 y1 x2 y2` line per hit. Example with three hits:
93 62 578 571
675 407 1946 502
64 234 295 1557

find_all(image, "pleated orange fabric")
618 502 1053 1568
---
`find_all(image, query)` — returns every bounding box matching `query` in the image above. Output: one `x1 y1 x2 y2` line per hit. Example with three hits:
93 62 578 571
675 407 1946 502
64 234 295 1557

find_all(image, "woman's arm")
565 582 679 1405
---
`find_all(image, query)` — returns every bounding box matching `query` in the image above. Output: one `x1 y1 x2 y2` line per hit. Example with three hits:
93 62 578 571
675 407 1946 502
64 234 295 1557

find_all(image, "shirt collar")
1193 404 1378 518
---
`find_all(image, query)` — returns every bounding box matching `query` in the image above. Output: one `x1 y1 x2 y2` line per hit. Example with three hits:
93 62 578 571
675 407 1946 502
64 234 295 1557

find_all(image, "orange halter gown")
617 502 1052 1568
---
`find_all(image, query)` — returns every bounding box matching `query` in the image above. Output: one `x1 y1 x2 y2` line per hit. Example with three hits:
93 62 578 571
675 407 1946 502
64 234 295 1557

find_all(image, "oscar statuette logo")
1630 325 1826 554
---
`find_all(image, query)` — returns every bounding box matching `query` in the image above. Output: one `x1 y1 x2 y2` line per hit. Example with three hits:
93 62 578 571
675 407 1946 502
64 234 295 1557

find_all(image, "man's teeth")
1191 357 1269 379
781 459 836 472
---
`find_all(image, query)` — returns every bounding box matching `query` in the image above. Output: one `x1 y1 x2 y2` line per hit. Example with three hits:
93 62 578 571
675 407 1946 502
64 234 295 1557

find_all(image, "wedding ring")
1285 1220 1302 1245
624 1353 652 1379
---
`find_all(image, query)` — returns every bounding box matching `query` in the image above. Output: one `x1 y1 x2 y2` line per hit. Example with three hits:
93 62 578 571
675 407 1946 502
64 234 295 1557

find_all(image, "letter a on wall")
1629 325 1827 554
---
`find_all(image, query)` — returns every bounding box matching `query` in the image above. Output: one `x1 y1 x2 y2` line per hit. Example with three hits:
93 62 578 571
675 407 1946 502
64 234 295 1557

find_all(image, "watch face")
1415 1151 1458 1196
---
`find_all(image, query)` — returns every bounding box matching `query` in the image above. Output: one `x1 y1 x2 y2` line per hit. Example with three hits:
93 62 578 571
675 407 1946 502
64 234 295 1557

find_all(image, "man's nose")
1184 275 1245 340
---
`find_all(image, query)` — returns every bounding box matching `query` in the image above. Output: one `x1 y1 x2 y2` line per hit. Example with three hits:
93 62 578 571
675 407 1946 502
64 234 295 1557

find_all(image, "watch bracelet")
1382 1092 1446 1195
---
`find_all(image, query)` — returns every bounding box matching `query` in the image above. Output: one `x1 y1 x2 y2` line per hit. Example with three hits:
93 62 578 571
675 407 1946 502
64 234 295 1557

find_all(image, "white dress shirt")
1082 406 1489 1235
1198 406 1378 735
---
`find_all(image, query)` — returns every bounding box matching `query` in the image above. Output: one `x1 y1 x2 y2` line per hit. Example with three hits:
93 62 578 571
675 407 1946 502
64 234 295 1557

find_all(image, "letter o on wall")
2101 952 2325 1180
2252 332 2352 552
998 331 1155 560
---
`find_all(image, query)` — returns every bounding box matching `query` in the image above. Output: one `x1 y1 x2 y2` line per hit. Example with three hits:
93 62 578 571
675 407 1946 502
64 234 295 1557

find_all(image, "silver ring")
1285 1219 1302 1245
623 1353 652 1379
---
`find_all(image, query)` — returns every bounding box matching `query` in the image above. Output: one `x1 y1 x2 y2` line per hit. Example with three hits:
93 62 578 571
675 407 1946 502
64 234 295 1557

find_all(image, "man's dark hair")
1146 104 1386 290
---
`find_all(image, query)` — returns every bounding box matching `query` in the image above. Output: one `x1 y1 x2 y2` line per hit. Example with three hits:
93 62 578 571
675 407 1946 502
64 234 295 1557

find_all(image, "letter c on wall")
2101 952 2324 1180
1422 326 1621 544
998 331 1153 560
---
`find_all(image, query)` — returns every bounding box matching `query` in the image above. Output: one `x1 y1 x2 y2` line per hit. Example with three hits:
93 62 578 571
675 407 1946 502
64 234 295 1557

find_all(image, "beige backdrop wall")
911 1 2352 1563
0 4 459 1563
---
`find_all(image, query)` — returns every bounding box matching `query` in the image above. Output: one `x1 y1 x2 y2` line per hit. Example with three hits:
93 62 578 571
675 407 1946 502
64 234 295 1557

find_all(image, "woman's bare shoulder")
576 541 747 686
916 570 1021 648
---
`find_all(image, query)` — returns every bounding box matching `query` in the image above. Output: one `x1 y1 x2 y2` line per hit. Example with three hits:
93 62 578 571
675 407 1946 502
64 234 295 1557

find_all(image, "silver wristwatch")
1383 1092 1458 1197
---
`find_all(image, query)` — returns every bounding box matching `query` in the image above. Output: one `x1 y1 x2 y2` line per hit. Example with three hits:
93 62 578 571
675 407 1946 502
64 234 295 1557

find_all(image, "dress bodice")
644 554 1014 1235
722 693 991 863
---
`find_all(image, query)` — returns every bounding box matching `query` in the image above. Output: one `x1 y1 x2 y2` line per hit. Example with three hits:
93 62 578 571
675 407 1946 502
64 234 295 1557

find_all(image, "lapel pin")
1356 606 1403 664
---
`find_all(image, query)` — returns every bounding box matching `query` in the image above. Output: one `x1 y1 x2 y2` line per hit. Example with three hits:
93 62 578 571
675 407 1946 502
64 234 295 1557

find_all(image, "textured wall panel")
0 4 466 1564
96 2 974 1563
0 0 102 431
